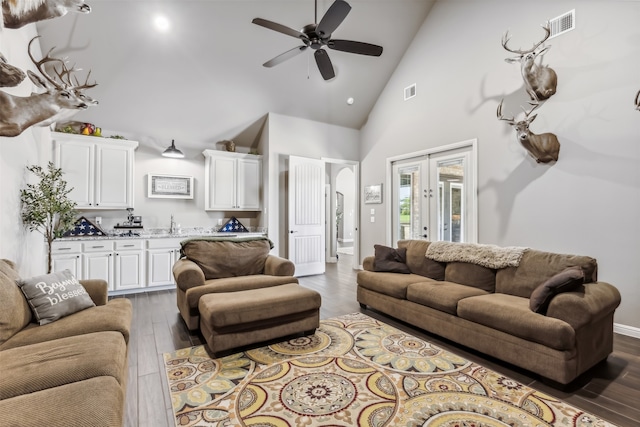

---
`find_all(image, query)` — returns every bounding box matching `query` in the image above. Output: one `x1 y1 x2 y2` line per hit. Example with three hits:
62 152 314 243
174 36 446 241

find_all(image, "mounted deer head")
34 62 98 127
3 0 91 29
0 37 89 137
635 90 640 111
502 23 557 101
497 99 560 164
0 52 26 87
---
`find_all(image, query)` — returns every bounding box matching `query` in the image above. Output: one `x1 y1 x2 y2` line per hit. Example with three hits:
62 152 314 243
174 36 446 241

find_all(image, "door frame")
385 139 478 246
322 157 360 270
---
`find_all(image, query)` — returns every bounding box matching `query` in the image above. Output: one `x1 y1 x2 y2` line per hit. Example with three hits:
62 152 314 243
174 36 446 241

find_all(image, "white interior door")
288 155 325 276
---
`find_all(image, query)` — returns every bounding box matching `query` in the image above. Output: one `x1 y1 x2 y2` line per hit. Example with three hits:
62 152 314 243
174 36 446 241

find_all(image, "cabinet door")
95 145 133 208
207 156 237 210
114 250 144 290
52 254 82 277
147 249 176 287
237 158 261 210
83 252 114 290
55 140 94 208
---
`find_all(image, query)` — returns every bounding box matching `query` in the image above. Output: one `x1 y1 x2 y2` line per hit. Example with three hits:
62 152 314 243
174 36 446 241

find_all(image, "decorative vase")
225 140 236 152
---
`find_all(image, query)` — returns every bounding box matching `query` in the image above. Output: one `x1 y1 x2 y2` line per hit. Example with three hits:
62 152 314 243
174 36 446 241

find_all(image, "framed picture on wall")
364 184 382 204
148 174 194 199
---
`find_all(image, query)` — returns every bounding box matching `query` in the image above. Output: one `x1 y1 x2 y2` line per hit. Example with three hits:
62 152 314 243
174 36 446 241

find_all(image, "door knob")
290 230 297 234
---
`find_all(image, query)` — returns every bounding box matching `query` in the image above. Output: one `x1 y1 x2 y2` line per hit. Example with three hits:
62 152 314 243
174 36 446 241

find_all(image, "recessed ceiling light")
154 15 171 32
347 97 355 105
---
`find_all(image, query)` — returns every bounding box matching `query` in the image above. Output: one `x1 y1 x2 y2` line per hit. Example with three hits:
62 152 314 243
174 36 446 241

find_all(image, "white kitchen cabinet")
51 241 82 277
114 240 145 291
203 150 262 211
146 238 182 287
53 132 138 209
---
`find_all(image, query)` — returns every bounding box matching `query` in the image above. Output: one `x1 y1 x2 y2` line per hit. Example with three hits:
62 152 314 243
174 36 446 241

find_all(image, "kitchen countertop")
55 230 267 242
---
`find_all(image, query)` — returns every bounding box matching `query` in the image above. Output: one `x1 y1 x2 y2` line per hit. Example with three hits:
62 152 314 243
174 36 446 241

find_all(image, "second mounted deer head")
502 23 557 101
0 52 26 87
497 100 560 164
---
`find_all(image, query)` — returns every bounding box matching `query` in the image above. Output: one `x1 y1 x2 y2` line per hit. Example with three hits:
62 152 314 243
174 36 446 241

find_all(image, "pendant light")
162 139 184 158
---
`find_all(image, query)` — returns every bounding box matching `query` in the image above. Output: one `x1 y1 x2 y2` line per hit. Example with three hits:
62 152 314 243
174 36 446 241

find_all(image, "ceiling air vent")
548 9 575 39
404 83 416 101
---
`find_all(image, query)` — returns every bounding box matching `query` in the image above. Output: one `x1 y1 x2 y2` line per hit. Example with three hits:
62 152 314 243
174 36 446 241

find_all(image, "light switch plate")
370 216 375 223
370 208 375 215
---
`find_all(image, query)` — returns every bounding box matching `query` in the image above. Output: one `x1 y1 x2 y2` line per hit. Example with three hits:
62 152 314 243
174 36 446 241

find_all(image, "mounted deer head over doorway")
497 100 560 164
502 23 557 102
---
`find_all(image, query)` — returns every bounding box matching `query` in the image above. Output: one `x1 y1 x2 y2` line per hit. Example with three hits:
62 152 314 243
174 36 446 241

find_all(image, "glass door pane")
392 160 428 244
429 153 468 243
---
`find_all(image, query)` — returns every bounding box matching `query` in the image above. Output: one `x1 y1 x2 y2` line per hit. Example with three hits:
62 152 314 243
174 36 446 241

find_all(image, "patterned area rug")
163 313 615 427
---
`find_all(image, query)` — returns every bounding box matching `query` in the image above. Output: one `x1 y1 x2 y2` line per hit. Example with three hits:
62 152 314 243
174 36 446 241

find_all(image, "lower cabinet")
146 238 182 287
51 238 181 293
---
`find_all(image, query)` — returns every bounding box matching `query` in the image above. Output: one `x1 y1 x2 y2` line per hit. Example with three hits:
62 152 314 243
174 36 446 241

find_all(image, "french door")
391 144 476 245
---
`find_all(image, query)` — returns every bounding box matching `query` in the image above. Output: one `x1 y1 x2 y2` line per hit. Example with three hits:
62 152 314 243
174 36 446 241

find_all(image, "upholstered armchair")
172 237 297 330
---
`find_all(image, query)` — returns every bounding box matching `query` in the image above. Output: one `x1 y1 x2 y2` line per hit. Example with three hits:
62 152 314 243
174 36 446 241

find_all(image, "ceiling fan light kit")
252 0 383 81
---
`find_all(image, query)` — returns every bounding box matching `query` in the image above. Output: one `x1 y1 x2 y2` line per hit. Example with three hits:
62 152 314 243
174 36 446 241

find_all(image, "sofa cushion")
407 281 489 315
0 260 32 346
0 376 124 427
18 270 95 325
495 249 598 298
445 262 496 292
0 298 132 351
530 266 585 314
398 240 445 280
457 294 576 351
373 245 411 274
357 270 432 299
0 331 127 400
181 238 271 279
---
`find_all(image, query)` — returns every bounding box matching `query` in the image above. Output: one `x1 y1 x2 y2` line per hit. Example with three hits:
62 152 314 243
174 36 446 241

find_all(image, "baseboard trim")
614 323 640 339
327 257 338 263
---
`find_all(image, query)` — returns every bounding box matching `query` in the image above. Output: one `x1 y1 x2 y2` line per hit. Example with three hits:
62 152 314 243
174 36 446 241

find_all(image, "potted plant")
20 162 77 273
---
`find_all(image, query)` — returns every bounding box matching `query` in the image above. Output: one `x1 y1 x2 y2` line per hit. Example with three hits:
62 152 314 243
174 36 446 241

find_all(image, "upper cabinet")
203 150 262 211
53 132 139 210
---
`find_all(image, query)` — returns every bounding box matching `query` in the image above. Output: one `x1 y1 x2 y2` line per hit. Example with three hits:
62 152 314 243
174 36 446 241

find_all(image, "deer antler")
27 36 66 90
54 62 97 90
497 99 515 124
502 23 551 55
521 100 541 118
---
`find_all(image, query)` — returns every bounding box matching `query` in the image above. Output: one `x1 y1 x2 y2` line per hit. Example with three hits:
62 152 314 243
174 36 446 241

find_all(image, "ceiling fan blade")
316 0 351 37
252 18 309 41
314 49 335 80
328 39 383 56
263 46 308 68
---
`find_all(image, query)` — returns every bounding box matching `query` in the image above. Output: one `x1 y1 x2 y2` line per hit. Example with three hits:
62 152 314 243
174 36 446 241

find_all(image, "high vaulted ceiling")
35 0 434 147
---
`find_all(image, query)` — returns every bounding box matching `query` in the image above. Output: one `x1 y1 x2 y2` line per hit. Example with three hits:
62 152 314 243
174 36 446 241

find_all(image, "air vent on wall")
404 83 416 101
549 9 575 39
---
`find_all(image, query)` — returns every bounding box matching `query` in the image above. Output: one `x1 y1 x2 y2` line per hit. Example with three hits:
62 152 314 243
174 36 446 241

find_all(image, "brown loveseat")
0 259 132 427
173 236 298 330
357 240 621 384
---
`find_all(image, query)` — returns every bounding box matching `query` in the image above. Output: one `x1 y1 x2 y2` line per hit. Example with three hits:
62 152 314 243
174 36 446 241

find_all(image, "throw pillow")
373 244 411 274
18 270 95 325
529 266 585 314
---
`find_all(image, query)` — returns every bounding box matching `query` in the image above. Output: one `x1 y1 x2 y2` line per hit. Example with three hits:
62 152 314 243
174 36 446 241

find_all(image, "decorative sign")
364 184 382 204
148 174 194 199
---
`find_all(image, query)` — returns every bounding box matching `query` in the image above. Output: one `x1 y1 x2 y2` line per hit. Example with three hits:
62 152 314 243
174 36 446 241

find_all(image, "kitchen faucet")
170 214 175 234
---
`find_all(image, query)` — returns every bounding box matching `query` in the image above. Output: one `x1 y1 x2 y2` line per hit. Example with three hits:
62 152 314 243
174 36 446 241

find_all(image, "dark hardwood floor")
115 255 640 427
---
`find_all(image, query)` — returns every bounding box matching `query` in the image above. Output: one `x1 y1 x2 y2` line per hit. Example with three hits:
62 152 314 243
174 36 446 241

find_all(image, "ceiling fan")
252 0 383 80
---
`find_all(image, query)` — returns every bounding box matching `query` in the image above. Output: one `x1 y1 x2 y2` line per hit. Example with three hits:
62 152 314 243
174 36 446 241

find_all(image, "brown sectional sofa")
357 240 621 384
0 259 132 427
173 236 298 330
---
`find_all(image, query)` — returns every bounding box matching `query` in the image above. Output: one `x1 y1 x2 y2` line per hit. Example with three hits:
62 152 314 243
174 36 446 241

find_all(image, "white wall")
359 1 640 330
0 26 49 277
265 113 360 257
336 167 355 242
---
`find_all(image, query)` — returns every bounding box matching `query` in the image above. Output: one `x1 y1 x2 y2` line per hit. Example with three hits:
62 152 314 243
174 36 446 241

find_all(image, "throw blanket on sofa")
425 241 528 269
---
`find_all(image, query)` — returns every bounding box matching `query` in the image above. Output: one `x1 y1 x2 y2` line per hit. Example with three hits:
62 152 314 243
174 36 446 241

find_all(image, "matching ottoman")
198 283 321 354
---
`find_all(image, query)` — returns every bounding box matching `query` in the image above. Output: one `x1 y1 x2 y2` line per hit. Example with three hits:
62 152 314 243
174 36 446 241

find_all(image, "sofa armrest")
363 256 374 271
78 279 108 306
173 259 206 291
546 281 621 330
264 255 295 276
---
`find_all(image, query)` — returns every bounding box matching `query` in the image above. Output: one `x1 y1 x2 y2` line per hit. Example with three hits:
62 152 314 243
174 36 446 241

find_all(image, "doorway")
389 140 477 245
324 159 359 270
